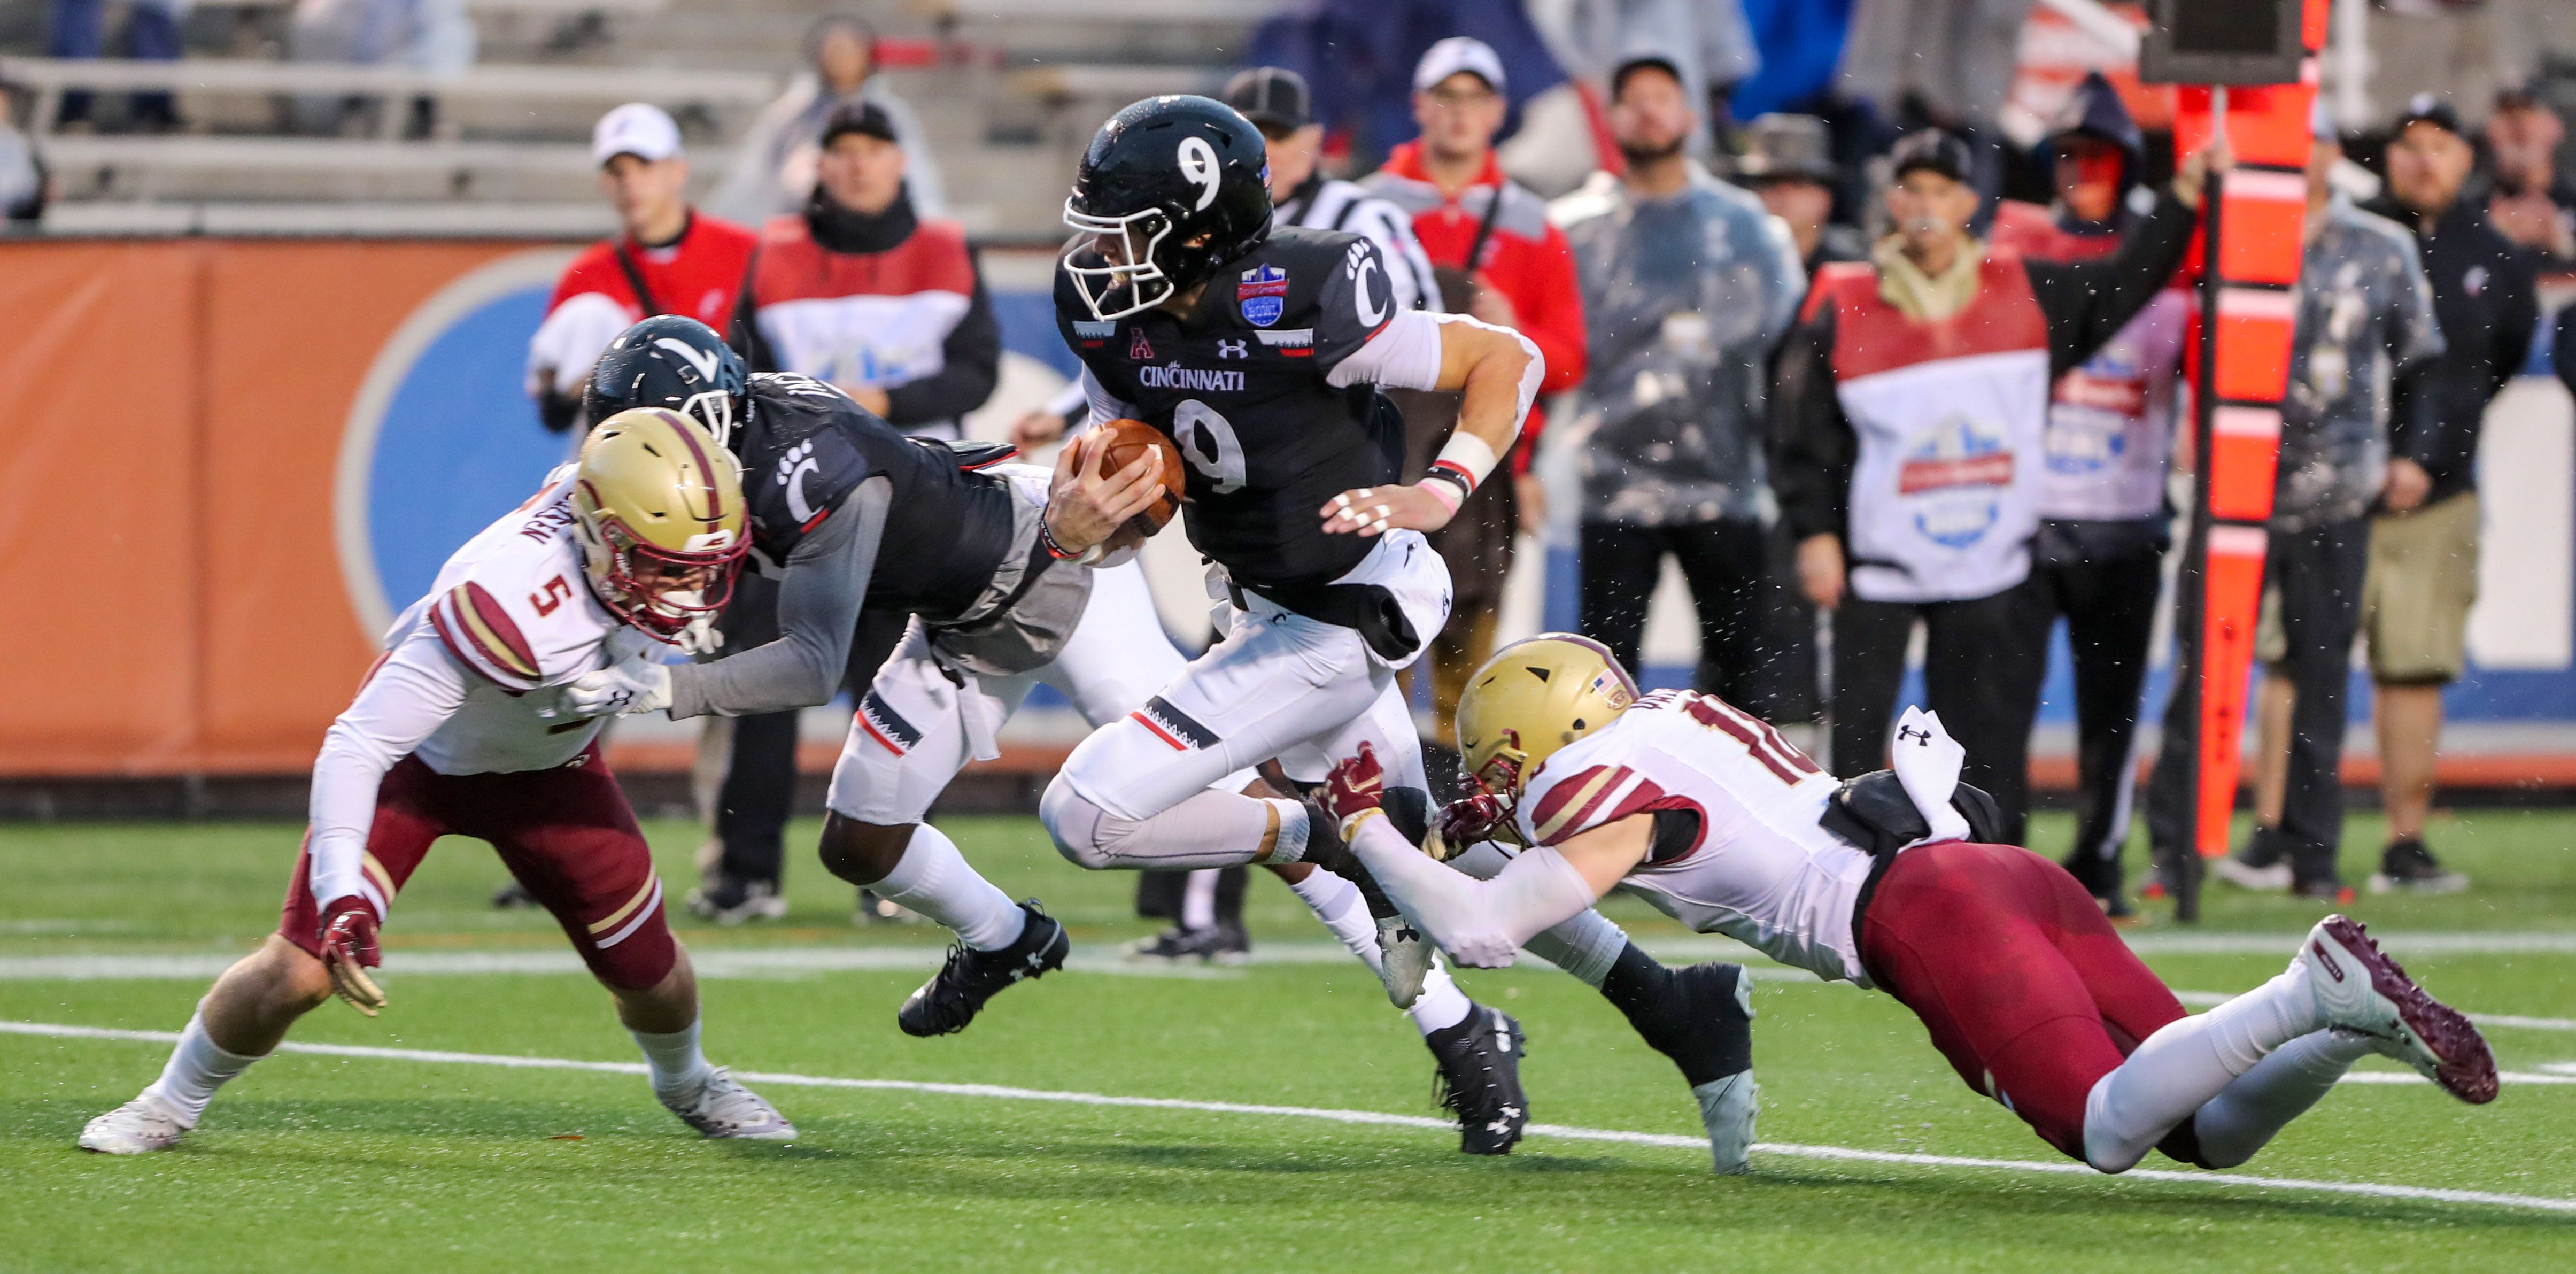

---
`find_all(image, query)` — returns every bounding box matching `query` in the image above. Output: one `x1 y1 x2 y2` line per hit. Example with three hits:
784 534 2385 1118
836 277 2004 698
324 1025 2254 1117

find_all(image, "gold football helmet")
1456 633 1639 802
571 407 749 640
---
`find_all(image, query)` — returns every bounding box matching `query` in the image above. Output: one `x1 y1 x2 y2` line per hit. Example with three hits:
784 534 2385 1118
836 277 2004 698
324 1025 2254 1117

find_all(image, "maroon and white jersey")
305 468 652 915
407 465 653 773
1512 690 1876 984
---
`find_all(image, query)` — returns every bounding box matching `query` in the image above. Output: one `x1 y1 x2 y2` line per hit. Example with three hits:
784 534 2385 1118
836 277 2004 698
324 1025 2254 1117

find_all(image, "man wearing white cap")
527 103 760 436
1362 36 1588 760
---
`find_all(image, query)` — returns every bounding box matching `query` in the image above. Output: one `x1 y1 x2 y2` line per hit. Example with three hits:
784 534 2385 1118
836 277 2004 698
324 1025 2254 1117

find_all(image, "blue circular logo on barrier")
335 250 580 637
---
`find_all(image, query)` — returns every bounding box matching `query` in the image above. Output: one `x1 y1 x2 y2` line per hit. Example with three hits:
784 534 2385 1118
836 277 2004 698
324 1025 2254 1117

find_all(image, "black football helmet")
1062 95 1271 320
584 315 749 448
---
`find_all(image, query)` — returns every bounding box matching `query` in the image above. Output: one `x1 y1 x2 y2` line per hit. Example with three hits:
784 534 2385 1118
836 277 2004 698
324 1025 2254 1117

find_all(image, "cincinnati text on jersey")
1135 363 1248 392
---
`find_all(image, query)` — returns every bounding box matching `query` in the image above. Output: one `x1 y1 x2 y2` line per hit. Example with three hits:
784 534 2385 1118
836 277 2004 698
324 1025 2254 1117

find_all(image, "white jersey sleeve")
305 616 470 915
1515 690 1879 984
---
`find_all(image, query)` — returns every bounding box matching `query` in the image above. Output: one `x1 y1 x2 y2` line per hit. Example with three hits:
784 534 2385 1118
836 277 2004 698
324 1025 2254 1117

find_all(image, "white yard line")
5 1018 2573 1216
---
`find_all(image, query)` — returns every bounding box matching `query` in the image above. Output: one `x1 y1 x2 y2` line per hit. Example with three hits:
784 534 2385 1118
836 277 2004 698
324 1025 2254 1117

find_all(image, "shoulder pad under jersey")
426 502 613 692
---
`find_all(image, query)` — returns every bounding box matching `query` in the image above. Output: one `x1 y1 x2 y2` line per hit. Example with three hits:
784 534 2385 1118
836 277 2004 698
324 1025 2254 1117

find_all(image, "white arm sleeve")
1326 312 1543 446
1042 378 1088 420
1079 366 1139 432
1348 817 1600 968
306 624 471 916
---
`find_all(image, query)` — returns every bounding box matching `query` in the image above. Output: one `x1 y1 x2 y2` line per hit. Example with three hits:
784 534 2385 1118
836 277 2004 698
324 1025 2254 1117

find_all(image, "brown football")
1095 417 1185 534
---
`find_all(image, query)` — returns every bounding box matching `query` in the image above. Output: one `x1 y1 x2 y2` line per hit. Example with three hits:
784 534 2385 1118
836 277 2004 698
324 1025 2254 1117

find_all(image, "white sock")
1288 867 1387 974
2192 1029 2375 1168
1448 841 1628 989
141 1010 260 1126
1283 866 1472 1034
1181 869 1220 932
1406 970 1473 1035
875 823 1026 951
631 1018 715 1102
2082 968 2324 1172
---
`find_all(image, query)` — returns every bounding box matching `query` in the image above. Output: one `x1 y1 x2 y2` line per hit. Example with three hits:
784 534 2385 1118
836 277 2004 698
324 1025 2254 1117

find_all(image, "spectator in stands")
2181 119 2442 905
1769 128 2215 844
1734 113 1866 276
739 102 994 436
1549 0 1761 143
711 15 945 227
1362 37 1587 754
1552 56 1805 717
47 0 183 132
1985 73 2191 918
1 87 47 222
708 99 995 926
2356 95 2540 894
1835 0 2031 136
525 104 759 437
2485 86 2575 263
287 0 477 137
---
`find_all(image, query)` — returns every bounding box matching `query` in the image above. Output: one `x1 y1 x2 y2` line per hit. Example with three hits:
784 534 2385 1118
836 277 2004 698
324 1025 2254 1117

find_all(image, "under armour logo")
1897 724 1933 746
1217 338 1248 359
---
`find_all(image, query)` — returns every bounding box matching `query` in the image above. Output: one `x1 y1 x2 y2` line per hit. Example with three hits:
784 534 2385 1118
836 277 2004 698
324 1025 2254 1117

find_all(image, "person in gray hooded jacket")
1550 56 1805 711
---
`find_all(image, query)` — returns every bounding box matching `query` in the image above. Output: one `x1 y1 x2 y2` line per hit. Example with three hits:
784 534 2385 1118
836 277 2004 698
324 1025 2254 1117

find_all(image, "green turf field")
5 808 2574 1271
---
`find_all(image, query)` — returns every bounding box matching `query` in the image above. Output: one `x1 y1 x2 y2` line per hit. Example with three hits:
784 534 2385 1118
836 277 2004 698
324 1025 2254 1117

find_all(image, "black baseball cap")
1608 53 1684 102
2392 92 2465 140
1223 66 1311 134
1889 129 1974 184
822 101 899 148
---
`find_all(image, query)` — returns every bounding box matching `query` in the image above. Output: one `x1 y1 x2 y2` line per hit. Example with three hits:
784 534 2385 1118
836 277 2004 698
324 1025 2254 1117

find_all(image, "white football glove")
555 657 674 719
1890 705 1970 844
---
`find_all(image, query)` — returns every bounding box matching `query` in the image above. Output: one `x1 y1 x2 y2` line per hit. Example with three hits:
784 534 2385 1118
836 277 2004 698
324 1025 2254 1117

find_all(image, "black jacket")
1768 190 2199 544
2363 194 2539 505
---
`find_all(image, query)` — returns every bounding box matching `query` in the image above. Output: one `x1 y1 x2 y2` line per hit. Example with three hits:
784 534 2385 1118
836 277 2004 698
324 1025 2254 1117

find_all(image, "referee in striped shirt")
1228 66 1442 314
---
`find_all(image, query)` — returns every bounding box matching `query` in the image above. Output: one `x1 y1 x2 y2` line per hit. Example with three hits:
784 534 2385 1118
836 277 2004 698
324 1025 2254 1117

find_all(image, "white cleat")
1692 1071 1758 1176
2293 915 2497 1104
660 1067 798 1141
79 1093 191 1154
1375 915 1432 1008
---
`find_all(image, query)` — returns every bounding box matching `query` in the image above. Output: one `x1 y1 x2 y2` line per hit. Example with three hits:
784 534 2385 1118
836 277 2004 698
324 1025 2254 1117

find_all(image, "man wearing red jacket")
527 103 760 435
1362 36 1587 751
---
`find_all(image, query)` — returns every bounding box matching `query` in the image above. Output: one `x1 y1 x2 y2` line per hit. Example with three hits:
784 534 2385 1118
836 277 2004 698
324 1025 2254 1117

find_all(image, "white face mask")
1061 200 1177 320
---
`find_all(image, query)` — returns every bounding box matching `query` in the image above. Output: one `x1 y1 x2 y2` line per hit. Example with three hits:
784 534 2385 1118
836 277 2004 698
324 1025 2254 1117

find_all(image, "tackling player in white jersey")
1308 634 2497 1175
80 410 795 1154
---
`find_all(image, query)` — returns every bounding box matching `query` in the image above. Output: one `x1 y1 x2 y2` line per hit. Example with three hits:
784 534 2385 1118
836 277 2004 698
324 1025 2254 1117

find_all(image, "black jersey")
736 372 1017 619
1056 227 1405 590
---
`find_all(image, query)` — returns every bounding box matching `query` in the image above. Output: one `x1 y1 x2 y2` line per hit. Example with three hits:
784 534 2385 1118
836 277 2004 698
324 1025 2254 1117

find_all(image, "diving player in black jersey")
1039 96 1752 1158
562 315 1169 1038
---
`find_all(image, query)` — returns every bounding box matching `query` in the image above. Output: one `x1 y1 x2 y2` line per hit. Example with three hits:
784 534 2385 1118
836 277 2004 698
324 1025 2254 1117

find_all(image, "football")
1096 417 1184 534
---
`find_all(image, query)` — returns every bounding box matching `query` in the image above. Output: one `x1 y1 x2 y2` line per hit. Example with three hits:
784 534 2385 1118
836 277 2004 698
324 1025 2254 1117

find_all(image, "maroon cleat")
2301 915 2498 1105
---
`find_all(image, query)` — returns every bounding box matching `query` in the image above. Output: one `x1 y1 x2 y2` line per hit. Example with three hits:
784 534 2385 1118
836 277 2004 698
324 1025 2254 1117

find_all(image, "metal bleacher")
5 1 1281 240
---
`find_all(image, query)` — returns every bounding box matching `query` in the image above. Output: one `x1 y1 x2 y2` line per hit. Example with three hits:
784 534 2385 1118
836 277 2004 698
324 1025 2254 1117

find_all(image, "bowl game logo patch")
1237 264 1288 327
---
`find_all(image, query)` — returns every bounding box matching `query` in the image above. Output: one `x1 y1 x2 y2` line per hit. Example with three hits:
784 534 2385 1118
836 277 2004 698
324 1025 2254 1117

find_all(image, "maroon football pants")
279 746 677 991
1859 839 2207 1164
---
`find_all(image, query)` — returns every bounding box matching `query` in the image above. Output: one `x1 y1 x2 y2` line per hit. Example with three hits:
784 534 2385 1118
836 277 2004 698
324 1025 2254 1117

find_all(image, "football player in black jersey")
562 315 1173 1038
1039 96 1750 1157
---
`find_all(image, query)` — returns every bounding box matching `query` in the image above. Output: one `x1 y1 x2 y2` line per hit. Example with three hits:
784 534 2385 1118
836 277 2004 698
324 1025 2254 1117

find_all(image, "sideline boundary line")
8 1018 2574 1216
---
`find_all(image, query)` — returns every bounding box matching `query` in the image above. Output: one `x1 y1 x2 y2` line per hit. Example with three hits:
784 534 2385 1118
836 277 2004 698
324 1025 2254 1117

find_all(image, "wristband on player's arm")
1419 433 1498 516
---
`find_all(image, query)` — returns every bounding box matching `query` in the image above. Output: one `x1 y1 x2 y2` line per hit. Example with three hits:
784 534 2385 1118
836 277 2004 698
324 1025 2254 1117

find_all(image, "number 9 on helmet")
1455 634 1639 809
572 407 751 642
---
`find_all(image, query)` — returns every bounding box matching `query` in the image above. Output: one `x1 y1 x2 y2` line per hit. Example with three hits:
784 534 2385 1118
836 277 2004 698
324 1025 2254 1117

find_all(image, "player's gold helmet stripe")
572 407 750 639
1456 633 1639 800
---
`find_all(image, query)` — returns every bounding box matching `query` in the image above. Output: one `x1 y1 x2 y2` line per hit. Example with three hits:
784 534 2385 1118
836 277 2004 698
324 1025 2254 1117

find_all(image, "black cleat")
491 879 537 910
897 900 1068 1037
1426 1005 1528 1155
